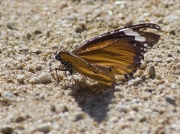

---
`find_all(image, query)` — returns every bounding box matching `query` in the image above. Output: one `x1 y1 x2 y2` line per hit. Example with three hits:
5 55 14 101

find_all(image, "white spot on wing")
124 29 138 36
135 36 146 42
124 28 146 42
144 43 148 47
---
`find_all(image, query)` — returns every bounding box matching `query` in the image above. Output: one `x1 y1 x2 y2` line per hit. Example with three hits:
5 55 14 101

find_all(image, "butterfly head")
54 52 73 75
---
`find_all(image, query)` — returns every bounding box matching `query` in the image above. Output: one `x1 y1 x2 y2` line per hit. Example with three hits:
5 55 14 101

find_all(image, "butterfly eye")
55 54 60 60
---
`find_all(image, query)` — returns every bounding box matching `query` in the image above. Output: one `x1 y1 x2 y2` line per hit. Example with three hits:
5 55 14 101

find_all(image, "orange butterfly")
50 23 161 85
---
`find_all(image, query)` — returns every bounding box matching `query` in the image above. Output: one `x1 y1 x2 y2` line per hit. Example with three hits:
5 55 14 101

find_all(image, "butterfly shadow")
70 82 115 123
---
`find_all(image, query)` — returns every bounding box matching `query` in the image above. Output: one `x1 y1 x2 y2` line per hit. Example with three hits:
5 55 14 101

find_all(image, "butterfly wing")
59 52 115 85
72 23 160 77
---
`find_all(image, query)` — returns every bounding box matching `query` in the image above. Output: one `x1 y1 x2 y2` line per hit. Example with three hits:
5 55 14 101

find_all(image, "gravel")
0 0 180 134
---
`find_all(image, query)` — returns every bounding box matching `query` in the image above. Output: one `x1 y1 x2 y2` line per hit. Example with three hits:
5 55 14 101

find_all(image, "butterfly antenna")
49 60 58 82
72 75 77 85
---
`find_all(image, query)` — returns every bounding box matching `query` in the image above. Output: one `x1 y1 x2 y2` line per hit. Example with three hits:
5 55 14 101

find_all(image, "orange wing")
72 24 160 77
60 52 115 85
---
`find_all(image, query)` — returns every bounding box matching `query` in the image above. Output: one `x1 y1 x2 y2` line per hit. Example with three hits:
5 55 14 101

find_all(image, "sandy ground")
0 0 180 134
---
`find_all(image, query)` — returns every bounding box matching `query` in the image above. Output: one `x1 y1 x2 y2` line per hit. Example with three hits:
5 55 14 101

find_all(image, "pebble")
17 74 25 84
16 63 25 70
36 123 51 133
18 44 29 52
6 22 16 30
86 0 94 5
177 79 180 85
74 113 85 121
50 104 56 112
28 72 51 84
2 91 15 99
35 65 43 71
155 74 162 80
165 96 176 105
39 93 45 100
74 25 84 33
65 38 76 45
128 77 142 86
148 66 156 78
143 87 156 92
13 115 25 123
26 32 31 39
34 30 42 35
0 127 13 134
166 57 172 63
6 48 13 55
171 83 177 89
59 1 67 9
176 63 180 69
140 62 147 70
115 105 130 113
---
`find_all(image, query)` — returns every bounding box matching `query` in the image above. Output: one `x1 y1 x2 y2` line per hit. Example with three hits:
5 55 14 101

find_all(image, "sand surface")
0 0 180 134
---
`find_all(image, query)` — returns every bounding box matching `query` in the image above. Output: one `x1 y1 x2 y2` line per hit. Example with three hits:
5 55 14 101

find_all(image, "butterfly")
50 23 161 85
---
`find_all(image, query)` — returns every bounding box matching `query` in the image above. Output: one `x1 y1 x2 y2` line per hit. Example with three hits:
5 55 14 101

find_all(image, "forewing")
73 23 160 76
72 23 160 54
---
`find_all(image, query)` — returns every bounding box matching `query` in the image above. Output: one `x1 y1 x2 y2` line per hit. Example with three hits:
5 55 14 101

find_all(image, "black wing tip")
144 23 161 30
125 23 161 31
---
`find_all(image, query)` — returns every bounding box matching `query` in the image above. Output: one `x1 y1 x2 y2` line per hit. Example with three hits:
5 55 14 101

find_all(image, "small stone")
177 79 180 85
13 115 25 123
6 48 13 55
65 38 76 45
156 74 162 80
86 0 94 5
37 123 51 133
128 77 142 86
35 65 43 71
176 63 180 69
17 74 25 84
17 63 25 70
26 33 31 39
1 127 13 134
171 83 176 89
50 104 56 112
29 72 51 84
144 87 156 92
74 25 84 33
60 1 67 9
166 58 172 63
34 49 42 55
34 30 42 35
155 80 165 85
39 93 45 100
51 43 59 49
148 66 156 78
128 79 134 85
116 105 130 113
6 22 16 30
74 113 85 121
140 62 147 70
165 96 176 105
133 77 142 85
139 116 146 122
2 91 15 99
62 105 69 113
19 44 29 52
167 53 172 57
27 67 35 73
